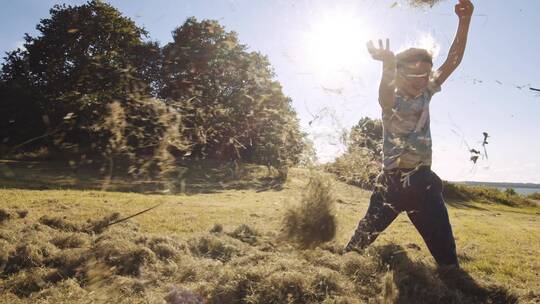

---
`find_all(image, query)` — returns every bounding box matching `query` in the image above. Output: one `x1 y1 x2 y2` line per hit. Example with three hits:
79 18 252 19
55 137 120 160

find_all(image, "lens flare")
304 13 372 72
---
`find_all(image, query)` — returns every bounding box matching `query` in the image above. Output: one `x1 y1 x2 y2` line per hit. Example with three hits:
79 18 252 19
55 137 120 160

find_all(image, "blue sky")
1 0 539 183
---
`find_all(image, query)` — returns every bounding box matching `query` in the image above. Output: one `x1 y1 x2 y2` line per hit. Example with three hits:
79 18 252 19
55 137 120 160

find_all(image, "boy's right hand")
367 39 395 63
455 0 474 19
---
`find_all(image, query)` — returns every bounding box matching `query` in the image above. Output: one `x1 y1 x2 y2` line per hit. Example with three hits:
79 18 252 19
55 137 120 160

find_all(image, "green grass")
1 161 539 303
443 181 535 207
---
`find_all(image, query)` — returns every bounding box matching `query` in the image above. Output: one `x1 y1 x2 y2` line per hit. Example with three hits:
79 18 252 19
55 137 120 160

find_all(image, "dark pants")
346 166 459 266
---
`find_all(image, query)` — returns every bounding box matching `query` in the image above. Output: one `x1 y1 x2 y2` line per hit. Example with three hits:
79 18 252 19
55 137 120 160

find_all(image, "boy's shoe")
342 239 364 255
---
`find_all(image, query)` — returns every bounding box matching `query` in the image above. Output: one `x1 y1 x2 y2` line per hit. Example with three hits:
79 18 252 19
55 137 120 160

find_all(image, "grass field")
0 160 539 303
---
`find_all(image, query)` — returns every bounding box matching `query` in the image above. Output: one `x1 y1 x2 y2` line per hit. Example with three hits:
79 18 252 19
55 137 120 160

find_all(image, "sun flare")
305 13 371 72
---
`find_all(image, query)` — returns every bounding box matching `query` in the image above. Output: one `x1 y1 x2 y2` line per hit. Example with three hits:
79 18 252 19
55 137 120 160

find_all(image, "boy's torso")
381 90 434 170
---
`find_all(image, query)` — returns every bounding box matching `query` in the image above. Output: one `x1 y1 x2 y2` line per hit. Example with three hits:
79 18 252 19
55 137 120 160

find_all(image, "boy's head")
395 48 433 97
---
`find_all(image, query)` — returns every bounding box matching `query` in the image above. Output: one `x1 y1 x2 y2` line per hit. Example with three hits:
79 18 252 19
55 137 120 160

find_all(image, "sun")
305 13 371 72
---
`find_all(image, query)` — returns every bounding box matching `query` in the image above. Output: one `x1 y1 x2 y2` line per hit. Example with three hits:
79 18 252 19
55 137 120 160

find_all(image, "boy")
344 0 474 267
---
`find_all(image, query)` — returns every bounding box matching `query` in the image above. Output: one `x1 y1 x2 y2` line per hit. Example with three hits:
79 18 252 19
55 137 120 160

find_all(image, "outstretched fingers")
366 38 394 61
367 39 390 51
367 40 375 50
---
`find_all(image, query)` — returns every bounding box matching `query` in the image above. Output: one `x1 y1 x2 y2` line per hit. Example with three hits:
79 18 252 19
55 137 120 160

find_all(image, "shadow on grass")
377 243 518 304
0 160 286 195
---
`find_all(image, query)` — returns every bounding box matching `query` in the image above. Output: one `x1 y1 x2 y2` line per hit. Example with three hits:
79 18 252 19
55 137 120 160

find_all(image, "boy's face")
396 61 432 97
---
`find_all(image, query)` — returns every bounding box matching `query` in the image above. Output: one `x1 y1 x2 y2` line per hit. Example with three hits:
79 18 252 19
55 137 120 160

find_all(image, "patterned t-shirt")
381 82 441 170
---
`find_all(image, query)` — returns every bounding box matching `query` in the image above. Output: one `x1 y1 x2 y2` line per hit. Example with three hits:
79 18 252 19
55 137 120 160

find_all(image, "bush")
504 188 517 196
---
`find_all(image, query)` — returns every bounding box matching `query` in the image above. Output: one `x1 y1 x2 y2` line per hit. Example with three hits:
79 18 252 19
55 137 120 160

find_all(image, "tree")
326 117 382 189
0 50 46 150
2 8 306 176
296 135 318 168
0 1 189 185
1 0 161 156
160 18 305 168
348 117 383 161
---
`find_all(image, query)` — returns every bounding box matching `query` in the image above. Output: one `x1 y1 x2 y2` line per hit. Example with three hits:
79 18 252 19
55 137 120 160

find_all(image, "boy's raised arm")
434 0 474 86
367 39 396 109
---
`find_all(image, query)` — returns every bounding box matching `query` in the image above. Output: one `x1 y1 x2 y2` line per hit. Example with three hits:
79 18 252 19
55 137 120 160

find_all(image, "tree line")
0 1 308 176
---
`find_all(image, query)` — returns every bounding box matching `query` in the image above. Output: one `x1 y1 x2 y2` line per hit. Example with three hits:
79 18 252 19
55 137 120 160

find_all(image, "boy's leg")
406 171 459 266
344 189 400 252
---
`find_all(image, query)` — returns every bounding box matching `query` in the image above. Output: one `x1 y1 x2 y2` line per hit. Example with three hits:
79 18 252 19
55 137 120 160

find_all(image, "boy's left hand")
455 0 474 19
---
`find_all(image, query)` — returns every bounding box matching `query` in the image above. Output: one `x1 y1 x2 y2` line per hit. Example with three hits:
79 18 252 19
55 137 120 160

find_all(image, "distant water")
495 187 540 196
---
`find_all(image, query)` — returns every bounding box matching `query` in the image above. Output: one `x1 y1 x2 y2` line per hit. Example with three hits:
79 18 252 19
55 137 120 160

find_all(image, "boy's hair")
396 48 433 69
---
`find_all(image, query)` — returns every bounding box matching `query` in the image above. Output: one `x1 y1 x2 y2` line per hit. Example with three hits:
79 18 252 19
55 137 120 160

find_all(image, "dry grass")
0 164 539 303
443 182 535 207
0 209 12 223
527 192 540 200
0 207 522 303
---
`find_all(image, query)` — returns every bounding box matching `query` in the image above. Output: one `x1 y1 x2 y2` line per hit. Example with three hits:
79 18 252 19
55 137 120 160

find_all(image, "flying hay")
282 174 337 248
408 0 446 7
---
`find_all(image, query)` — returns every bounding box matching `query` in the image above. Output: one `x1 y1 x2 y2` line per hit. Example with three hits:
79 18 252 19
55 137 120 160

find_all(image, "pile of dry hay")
0 206 519 303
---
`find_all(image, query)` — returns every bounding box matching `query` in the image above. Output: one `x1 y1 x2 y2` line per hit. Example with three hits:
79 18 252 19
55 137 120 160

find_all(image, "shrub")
504 188 517 196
